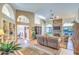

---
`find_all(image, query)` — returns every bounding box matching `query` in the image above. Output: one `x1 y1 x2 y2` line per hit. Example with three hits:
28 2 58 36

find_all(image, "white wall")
34 14 41 25
34 14 46 25
63 17 75 24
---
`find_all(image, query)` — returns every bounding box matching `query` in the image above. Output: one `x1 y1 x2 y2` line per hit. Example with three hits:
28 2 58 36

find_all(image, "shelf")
53 19 62 37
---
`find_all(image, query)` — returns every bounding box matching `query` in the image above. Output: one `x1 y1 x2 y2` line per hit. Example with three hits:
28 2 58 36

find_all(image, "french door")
17 25 30 48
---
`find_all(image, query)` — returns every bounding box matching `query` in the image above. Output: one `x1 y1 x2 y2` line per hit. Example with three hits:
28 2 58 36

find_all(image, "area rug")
18 45 73 55
20 47 49 55
32 44 59 55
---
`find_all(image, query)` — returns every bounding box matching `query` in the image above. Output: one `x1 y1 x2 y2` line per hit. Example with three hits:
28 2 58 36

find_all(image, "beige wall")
16 10 35 40
0 4 3 29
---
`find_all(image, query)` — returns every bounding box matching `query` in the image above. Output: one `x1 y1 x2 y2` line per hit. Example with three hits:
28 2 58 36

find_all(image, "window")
46 24 53 35
2 4 15 20
17 15 29 23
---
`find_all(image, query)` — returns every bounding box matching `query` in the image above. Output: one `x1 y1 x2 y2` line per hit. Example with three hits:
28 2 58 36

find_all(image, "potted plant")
0 41 21 55
32 31 36 39
32 27 36 39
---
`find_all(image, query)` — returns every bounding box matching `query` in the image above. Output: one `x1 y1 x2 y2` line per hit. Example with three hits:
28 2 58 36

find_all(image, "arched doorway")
17 15 30 48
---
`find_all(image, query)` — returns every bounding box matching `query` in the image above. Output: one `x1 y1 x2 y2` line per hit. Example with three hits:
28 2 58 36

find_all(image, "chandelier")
49 10 55 20
48 10 61 20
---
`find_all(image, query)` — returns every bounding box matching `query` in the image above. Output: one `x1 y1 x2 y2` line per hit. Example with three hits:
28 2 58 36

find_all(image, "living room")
0 3 79 55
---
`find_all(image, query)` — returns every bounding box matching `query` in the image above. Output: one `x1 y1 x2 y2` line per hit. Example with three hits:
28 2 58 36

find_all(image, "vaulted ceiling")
12 3 79 19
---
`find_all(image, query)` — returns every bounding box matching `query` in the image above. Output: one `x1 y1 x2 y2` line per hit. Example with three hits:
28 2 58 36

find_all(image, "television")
53 26 60 30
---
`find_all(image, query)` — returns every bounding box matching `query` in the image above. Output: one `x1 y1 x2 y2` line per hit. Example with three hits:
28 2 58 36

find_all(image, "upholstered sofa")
36 35 62 49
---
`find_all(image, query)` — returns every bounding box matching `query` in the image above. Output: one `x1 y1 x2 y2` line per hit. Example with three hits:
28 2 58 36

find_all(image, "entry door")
17 25 30 48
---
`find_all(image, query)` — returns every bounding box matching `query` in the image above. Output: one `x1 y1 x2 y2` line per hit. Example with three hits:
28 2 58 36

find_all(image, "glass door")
17 25 30 48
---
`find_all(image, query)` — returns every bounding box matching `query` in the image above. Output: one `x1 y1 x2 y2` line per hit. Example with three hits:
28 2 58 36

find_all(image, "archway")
17 15 30 48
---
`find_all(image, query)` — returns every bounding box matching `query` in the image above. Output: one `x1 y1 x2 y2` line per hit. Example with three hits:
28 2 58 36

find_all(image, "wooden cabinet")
35 26 42 35
3 20 9 41
72 23 79 54
9 23 15 41
34 26 42 39
3 20 15 42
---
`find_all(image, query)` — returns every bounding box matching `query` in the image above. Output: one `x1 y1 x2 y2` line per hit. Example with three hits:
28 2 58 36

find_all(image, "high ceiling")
12 3 79 19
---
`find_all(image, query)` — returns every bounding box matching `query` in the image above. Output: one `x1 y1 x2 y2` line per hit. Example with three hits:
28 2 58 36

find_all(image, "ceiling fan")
48 10 57 20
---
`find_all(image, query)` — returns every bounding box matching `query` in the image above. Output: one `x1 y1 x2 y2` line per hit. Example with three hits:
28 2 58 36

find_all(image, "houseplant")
32 31 36 39
0 41 21 55
32 27 36 39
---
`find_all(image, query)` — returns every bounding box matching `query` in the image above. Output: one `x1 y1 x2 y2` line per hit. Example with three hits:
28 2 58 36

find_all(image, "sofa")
36 35 62 50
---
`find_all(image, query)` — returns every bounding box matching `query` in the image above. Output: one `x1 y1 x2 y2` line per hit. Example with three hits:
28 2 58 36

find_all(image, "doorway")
17 25 30 48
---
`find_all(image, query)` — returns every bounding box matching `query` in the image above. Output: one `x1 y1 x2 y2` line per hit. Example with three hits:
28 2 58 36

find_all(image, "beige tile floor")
16 37 74 55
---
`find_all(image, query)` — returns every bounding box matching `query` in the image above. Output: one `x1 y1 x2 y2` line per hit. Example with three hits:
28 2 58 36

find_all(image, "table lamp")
0 29 4 42
0 29 4 36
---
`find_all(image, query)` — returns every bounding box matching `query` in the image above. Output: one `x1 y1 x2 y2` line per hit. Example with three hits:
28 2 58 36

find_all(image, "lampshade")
0 29 4 35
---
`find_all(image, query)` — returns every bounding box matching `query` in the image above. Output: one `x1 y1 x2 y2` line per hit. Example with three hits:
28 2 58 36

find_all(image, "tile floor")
67 37 74 55
18 37 74 55
59 37 74 55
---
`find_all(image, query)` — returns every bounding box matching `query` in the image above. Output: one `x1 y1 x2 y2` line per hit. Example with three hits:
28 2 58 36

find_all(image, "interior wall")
34 14 41 25
0 4 3 29
41 19 46 35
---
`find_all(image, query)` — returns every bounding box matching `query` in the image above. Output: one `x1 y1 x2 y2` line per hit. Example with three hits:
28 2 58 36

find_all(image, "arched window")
17 15 29 23
2 4 15 20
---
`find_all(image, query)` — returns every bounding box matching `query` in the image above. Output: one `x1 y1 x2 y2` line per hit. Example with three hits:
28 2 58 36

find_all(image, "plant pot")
0 52 14 55
1 52 9 55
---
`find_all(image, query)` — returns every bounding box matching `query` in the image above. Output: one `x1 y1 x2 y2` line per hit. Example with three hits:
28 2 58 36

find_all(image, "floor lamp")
0 29 4 42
